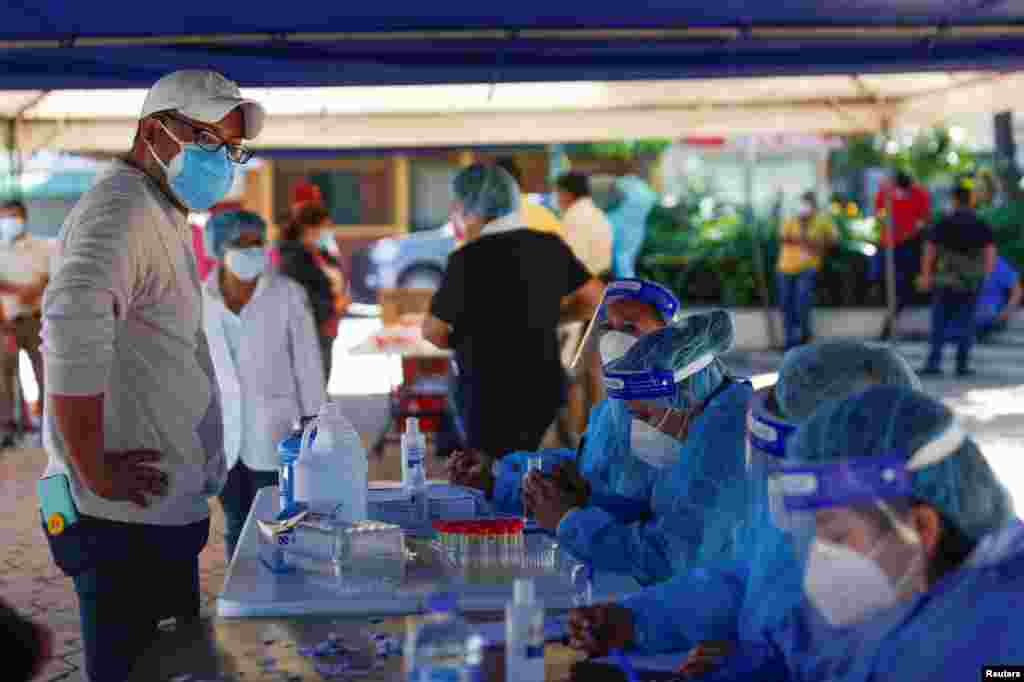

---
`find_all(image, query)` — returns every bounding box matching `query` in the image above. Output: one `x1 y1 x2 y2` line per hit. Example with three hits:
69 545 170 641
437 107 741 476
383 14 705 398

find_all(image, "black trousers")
218 461 279 562
46 515 209 682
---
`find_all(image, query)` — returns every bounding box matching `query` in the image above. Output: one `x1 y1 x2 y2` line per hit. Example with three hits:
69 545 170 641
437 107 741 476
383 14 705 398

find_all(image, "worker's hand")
915 273 932 292
566 605 635 658
86 450 168 508
550 461 591 508
998 308 1012 322
445 449 495 498
677 641 734 678
522 472 576 531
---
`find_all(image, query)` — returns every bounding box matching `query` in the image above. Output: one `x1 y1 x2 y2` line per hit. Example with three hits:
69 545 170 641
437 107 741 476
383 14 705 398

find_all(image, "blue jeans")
777 271 817 350
219 461 279 562
45 516 209 682
925 288 979 372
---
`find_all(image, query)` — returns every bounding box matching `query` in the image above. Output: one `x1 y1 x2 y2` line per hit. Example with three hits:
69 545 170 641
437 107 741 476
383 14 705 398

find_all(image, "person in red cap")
290 180 324 217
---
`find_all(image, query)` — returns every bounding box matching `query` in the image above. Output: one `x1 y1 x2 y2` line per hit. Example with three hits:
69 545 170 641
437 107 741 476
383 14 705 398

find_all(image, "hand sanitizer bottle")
402 417 429 526
506 578 544 682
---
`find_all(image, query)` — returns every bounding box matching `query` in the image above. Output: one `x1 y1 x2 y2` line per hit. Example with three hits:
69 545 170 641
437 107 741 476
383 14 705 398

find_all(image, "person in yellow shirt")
776 191 837 351
495 157 564 238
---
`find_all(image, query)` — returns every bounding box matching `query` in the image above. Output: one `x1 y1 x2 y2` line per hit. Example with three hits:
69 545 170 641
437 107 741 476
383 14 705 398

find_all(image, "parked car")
349 223 457 304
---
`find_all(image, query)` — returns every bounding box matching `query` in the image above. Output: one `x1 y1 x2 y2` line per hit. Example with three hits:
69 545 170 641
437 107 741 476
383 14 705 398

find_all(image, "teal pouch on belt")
38 474 79 536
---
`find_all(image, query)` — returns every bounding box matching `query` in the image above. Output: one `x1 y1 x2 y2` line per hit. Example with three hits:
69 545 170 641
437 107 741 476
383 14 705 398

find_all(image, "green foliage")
830 128 977 199
565 139 672 161
979 199 1024 273
637 193 883 307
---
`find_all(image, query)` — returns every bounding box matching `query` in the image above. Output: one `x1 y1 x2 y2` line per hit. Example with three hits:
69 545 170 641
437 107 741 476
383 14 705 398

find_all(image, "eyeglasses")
163 114 253 164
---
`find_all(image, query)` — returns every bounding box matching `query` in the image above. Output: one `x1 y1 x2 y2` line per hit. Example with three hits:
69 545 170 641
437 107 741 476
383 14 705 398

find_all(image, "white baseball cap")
140 70 265 139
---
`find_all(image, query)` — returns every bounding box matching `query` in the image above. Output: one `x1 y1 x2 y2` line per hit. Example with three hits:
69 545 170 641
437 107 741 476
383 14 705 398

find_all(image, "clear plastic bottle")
276 415 316 516
294 402 368 522
402 417 429 526
505 578 545 682
405 593 478 682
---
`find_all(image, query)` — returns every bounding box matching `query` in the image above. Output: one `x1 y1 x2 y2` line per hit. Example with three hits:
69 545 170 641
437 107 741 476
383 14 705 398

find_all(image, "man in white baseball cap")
39 70 265 682
137 69 265 212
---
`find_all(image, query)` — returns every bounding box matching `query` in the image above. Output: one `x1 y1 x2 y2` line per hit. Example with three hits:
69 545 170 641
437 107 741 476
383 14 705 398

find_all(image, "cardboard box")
379 288 436 326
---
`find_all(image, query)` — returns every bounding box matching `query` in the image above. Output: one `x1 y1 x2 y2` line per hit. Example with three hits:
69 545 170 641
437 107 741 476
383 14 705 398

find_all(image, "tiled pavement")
2 435 449 682
1 444 229 682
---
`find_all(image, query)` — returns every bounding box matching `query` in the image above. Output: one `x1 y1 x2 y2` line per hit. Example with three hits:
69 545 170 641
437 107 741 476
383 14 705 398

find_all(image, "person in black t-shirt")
918 184 996 376
423 164 604 459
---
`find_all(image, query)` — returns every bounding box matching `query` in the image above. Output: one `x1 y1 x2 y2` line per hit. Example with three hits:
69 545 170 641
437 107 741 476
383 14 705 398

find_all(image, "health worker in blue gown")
564 341 920 670
710 385 1021 682
524 309 752 587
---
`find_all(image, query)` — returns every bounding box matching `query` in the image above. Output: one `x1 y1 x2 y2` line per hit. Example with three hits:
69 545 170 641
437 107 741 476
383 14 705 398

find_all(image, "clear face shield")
767 424 969 627
571 279 680 370
746 387 799 528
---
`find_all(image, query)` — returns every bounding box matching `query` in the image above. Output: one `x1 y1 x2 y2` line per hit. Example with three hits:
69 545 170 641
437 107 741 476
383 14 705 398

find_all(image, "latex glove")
566 604 635 658
677 641 734 678
445 449 495 498
523 471 576 531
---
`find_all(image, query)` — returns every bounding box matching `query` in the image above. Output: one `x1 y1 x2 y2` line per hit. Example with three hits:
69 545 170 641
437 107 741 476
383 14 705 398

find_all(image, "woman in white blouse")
201 210 325 561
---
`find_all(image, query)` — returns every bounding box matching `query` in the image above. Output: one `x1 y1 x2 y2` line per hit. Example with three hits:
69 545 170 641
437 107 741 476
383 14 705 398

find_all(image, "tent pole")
745 136 779 350
879 121 898 342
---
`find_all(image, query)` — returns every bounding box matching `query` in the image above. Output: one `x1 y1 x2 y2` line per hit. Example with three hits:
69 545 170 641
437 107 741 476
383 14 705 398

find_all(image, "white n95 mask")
804 539 900 627
630 418 681 469
600 330 638 366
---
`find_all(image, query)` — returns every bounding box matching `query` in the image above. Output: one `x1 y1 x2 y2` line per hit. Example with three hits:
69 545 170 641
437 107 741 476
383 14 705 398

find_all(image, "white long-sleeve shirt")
41 161 226 526
203 267 326 472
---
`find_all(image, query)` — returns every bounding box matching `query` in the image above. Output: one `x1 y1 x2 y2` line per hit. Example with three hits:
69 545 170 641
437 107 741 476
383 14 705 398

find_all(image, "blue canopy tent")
1 2 1024 89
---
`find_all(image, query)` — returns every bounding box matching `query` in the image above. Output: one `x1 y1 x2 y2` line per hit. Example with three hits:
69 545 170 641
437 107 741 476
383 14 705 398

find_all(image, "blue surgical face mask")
0 217 25 245
225 247 266 281
148 120 236 211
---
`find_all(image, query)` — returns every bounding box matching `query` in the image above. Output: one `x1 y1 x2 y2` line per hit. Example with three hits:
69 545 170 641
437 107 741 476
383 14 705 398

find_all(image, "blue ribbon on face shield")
603 368 677 401
748 393 799 460
775 453 915 512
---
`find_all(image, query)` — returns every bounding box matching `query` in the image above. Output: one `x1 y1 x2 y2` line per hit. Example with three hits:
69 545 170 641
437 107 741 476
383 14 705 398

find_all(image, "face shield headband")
747 388 799 461
603 352 714 402
770 423 968 525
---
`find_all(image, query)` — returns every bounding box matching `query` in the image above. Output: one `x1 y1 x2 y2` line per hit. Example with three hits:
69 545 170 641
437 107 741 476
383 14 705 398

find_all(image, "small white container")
505 578 545 682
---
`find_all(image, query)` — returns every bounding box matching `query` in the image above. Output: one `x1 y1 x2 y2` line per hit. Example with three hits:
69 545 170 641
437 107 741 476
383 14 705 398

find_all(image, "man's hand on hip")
86 450 168 508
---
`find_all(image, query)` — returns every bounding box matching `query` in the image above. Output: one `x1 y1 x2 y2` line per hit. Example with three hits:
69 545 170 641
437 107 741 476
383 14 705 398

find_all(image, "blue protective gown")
622 504 804 655
705 518 1024 682
490 399 657 522
557 381 753 586
608 176 658 279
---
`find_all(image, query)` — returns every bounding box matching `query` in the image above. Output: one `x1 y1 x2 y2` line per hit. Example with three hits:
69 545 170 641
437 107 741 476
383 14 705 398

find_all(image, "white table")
217 486 642 618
